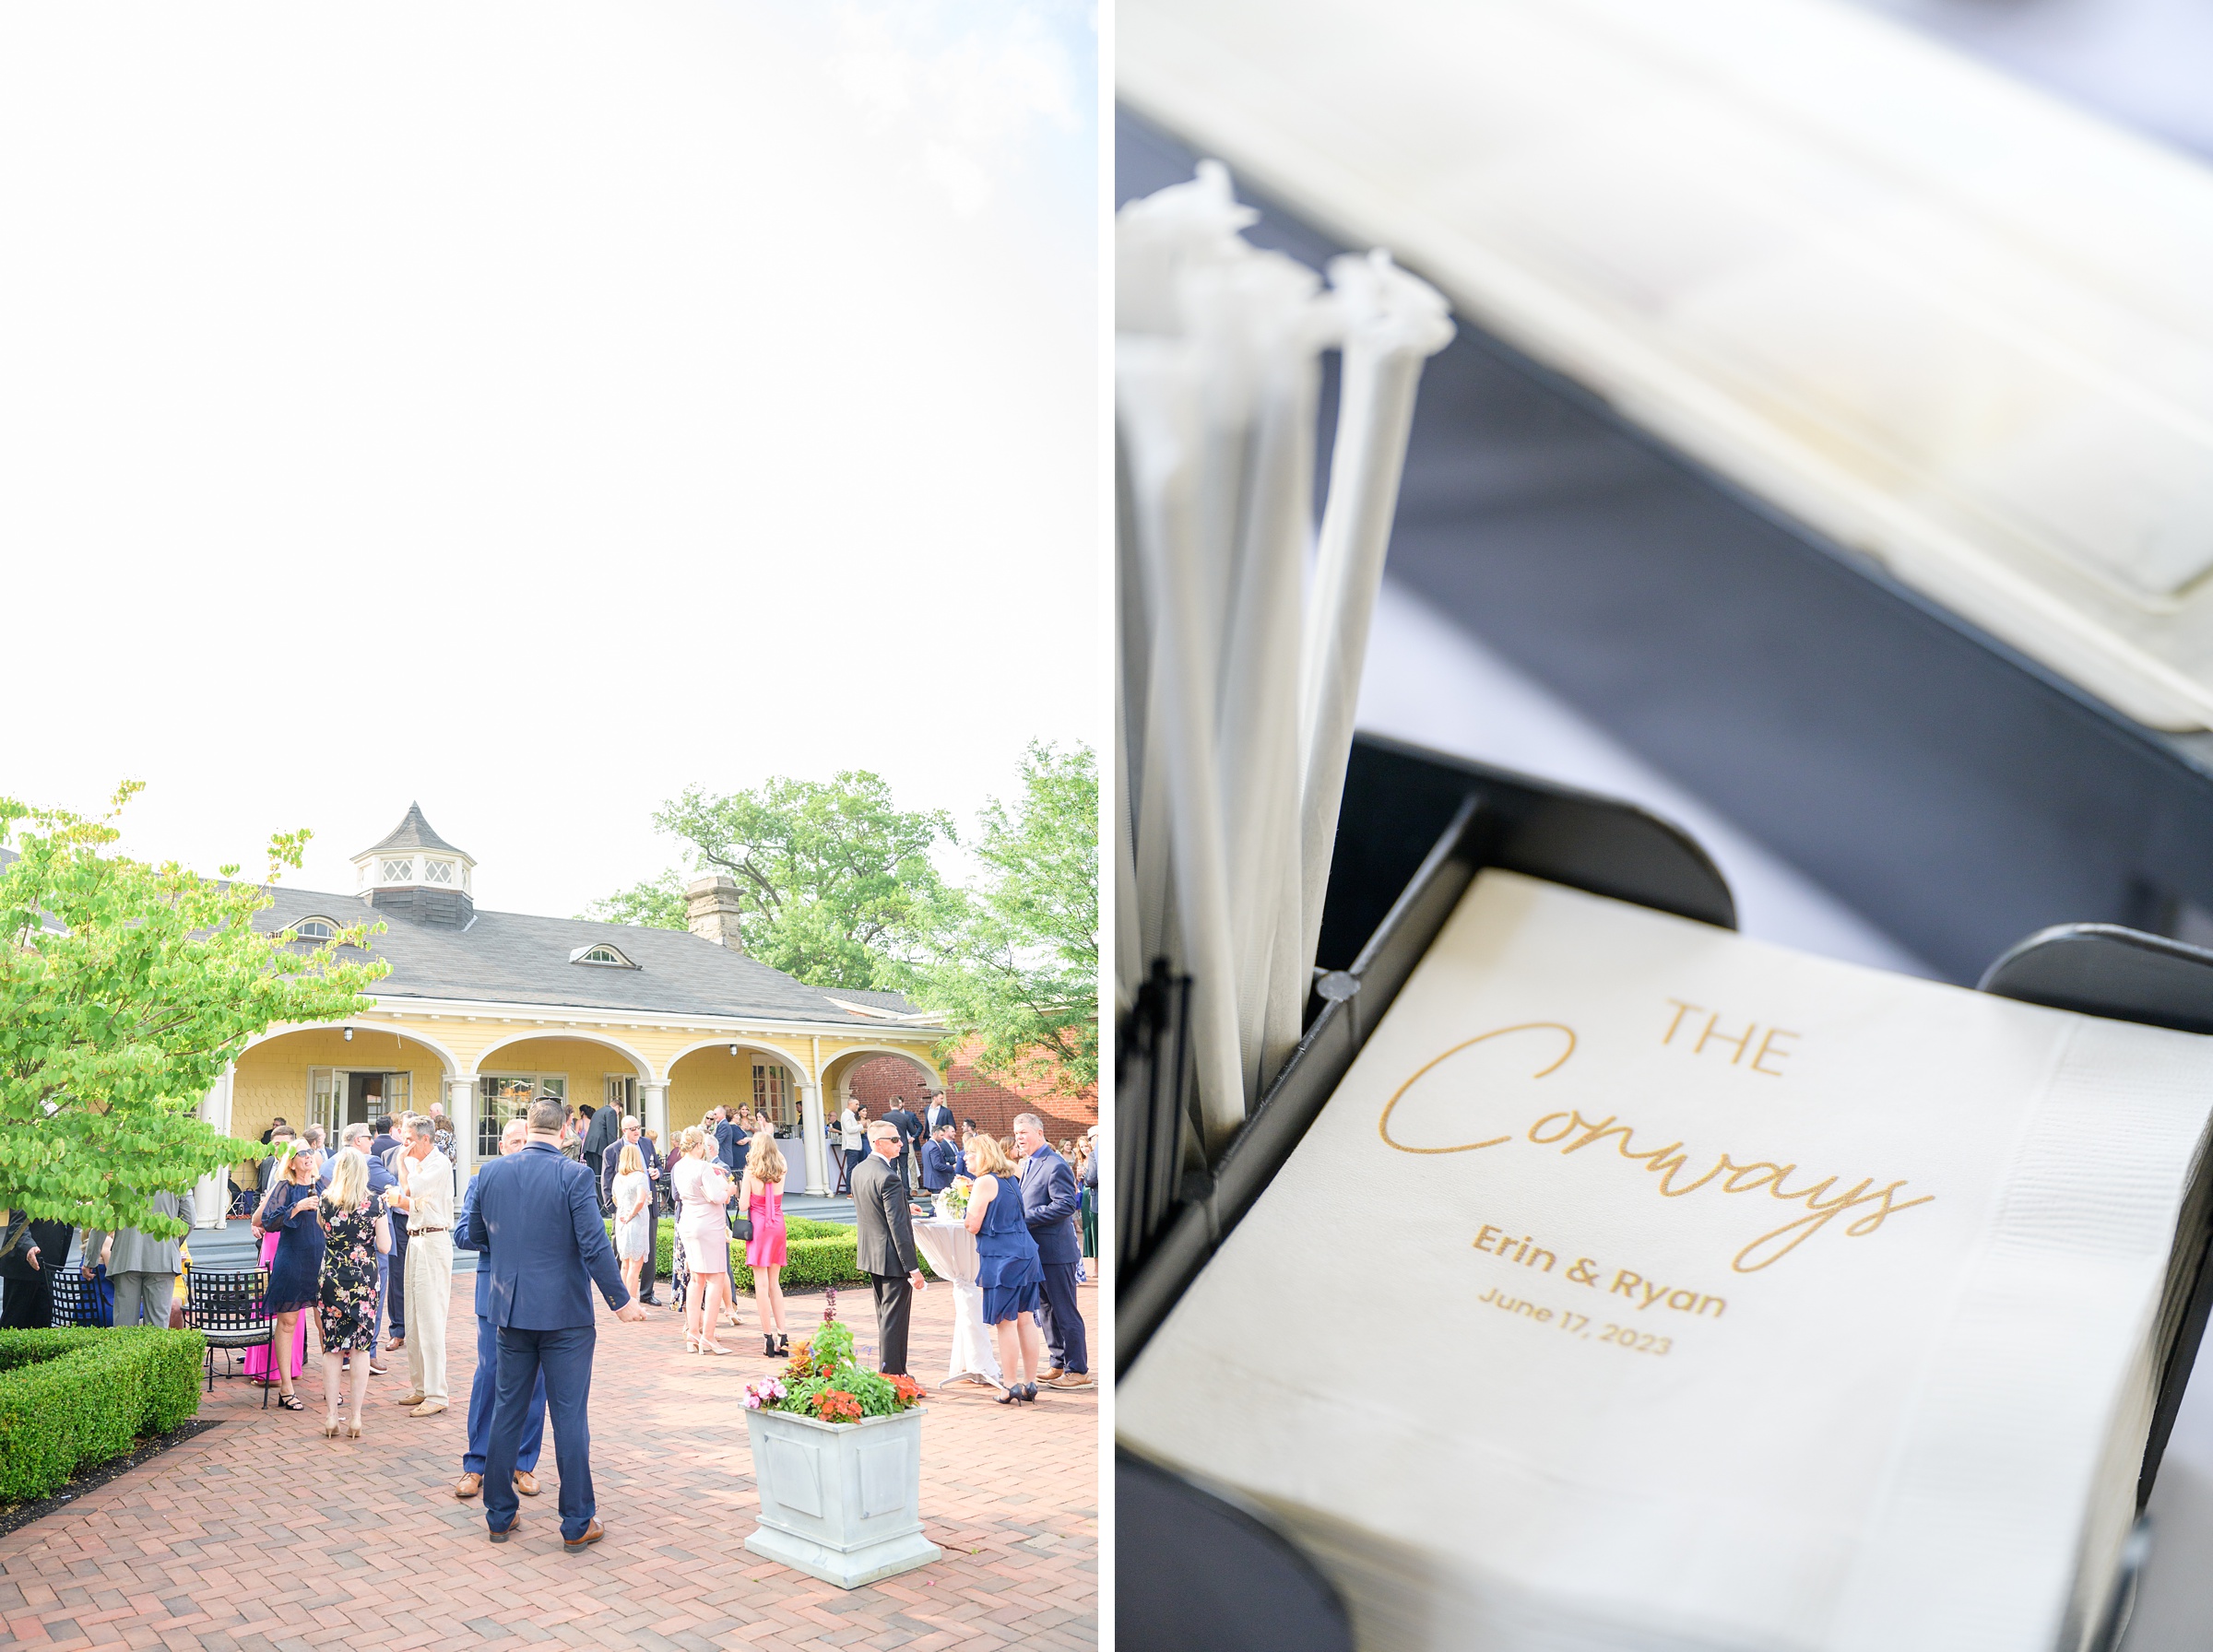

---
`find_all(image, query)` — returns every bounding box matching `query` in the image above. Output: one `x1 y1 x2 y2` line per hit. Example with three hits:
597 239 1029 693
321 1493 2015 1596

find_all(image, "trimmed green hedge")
0 1328 206 1502
604 1212 940 1292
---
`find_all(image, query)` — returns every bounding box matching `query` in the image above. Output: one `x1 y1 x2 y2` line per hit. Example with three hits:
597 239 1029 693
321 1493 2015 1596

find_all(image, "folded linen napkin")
1119 869 2213 1651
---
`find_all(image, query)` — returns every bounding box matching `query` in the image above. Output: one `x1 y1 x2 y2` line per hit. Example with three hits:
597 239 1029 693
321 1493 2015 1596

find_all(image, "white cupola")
353 803 476 926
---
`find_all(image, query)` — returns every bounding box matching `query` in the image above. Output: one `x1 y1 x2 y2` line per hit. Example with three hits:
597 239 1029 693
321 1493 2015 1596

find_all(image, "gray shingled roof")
361 804 467 858
256 882 941 1028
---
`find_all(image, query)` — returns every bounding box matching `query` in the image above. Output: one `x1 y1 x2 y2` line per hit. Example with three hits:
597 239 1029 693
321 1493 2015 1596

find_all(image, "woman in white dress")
671 1126 736 1355
610 1141 654 1310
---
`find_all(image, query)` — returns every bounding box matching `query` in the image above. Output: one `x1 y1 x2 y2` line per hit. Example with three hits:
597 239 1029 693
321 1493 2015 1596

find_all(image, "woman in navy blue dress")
263 1147 326 1411
964 1133 1045 1404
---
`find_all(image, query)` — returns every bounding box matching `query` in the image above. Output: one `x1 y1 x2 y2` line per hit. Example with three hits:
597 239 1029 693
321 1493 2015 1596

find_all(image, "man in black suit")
884 1098 924 1192
580 1103 620 1204
850 1122 927 1376
1014 1112 1091 1388
0 1211 77 1329
598 1115 665 1306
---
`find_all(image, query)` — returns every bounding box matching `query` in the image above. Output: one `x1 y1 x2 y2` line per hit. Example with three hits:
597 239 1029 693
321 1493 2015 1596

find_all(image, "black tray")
1117 734 2213 1652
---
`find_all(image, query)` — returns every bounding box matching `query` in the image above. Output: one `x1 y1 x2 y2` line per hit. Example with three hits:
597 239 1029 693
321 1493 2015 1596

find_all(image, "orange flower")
811 1389 862 1425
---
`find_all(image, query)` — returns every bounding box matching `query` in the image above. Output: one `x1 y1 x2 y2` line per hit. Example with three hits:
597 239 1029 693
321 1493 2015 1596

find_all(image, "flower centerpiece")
937 1174 974 1219
740 1319 940 1588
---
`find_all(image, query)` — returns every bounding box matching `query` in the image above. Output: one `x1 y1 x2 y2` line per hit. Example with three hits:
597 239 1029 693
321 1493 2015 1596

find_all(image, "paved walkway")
0 1274 1097 1651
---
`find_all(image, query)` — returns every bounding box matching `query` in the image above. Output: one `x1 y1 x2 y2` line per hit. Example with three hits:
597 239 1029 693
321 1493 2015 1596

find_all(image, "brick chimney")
685 874 748 953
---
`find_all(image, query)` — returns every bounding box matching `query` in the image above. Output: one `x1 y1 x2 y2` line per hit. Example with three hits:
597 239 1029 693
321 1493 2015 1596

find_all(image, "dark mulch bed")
0 1419 222 1541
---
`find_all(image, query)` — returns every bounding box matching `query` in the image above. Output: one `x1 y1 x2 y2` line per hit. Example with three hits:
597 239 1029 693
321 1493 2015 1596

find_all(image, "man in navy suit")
714 1106 748 1179
453 1117 549 1504
472 1095 644 1550
922 1092 955 1139
919 1124 963 1193
1013 1113 1091 1388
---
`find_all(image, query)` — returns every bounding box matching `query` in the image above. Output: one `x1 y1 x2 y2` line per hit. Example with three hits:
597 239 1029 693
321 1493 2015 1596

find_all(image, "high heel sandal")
996 1387 1020 1405
763 1335 778 1357
700 1339 730 1356
776 1333 789 1357
278 1393 304 1411
1018 1383 1041 1403
684 1334 703 1354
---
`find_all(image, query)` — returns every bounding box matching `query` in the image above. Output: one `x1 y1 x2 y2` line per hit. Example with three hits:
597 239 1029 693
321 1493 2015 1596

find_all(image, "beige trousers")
404 1231 453 1401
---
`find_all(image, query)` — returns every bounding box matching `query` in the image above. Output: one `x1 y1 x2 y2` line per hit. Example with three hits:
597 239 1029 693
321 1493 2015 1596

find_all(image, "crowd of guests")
244 1112 456 1430
3 1087 1096 1507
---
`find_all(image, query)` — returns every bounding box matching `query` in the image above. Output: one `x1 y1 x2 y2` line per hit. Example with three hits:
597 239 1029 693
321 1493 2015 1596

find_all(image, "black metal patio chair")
183 1268 274 1406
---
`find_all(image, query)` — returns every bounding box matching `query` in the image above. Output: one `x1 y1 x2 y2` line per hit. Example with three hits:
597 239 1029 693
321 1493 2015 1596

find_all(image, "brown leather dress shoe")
514 1470 540 1497
394 1391 426 1407
1035 1366 1064 1383
454 1472 483 1500
1047 1370 1096 1389
489 1516 519 1544
563 1518 604 1552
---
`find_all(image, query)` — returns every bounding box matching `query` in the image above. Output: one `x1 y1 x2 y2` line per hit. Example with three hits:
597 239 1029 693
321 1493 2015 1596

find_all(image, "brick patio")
0 1274 1097 1651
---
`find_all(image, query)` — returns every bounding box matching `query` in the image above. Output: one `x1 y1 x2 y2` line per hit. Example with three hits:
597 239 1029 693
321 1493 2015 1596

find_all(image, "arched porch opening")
468 1032 650 1162
821 1046 944 1126
667 1041 807 1139
231 1023 458 1167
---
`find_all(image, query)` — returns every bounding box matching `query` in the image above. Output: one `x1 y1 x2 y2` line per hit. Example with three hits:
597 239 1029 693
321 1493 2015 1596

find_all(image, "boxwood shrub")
0 1327 206 1503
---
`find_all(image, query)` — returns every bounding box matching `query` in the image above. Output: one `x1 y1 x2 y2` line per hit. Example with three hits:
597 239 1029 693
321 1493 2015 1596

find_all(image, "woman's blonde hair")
323 1148 369 1210
750 1138 787 1186
616 1141 645 1178
677 1125 709 1158
967 1132 1015 1178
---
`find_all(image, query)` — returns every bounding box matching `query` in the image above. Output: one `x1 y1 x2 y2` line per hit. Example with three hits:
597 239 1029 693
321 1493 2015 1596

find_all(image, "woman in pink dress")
244 1138 312 1385
741 1134 789 1357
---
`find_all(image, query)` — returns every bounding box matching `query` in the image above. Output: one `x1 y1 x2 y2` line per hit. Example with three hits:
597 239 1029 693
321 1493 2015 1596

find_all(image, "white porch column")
448 1077 477 1178
641 1081 670 1150
799 1081 829 1197
191 1063 237 1228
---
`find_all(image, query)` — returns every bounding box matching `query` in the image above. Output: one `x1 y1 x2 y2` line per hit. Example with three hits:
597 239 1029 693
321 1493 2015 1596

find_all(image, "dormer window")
291 917 339 942
571 944 639 969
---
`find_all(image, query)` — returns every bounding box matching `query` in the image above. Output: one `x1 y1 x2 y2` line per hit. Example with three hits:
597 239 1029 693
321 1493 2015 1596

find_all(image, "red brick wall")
845 1038 1096 1149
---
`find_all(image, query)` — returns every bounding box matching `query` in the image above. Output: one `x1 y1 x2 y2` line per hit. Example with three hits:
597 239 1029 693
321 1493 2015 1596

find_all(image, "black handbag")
728 1204 753 1244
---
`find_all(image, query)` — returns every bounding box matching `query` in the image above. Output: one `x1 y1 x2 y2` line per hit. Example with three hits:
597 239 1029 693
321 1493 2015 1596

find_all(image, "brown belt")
409 1226 449 1235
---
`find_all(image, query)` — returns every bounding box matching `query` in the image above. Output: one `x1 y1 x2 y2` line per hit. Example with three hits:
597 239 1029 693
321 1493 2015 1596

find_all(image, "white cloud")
830 2 1083 218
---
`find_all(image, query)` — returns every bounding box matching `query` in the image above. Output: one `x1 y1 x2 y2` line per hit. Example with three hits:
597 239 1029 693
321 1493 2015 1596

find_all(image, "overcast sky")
0 1 1098 915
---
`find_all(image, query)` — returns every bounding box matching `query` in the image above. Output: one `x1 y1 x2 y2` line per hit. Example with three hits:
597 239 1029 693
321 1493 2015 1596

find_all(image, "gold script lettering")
1379 1023 1934 1272
1376 1022 1577 1154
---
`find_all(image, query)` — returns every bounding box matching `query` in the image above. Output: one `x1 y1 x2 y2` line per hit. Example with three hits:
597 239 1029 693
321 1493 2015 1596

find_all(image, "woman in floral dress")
317 1148 389 1438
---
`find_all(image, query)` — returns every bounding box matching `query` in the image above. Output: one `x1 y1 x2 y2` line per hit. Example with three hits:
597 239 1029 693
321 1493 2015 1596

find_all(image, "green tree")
586 772 955 991
905 742 1098 1094
1 785 386 1250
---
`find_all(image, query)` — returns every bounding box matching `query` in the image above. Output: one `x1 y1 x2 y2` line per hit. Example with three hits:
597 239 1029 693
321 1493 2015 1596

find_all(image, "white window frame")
569 943 638 969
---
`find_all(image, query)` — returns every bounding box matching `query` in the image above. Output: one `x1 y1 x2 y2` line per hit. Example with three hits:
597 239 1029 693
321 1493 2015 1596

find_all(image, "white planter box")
742 1405 941 1588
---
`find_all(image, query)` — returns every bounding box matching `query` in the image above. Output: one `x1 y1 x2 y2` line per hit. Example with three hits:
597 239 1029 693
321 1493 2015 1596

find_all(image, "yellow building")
187 805 948 1225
